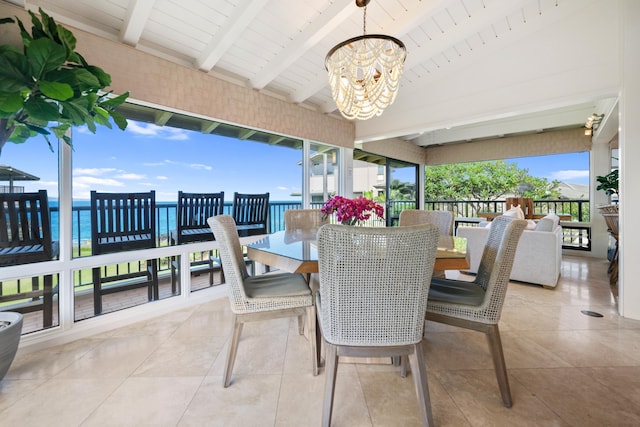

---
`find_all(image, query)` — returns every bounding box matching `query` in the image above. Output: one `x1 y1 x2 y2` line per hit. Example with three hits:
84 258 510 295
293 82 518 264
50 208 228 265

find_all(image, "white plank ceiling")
3 0 619 146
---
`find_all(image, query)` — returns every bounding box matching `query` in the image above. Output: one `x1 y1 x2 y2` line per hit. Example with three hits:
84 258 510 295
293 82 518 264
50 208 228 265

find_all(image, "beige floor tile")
171 308 233 338
358 370 428 426
282 327 319 375
54 335 165 379
6 338 104 380
133 334 227 377
274 373 325 426
584 366 640 407
500 331 573 369
319 369 373 427
521 330 640 367
81 376 202 427
423 331 494 371
178 374 280 426
0 378 47 413
0 378 123 426
511 368 640 426
432 369 569 426
208 333 289 379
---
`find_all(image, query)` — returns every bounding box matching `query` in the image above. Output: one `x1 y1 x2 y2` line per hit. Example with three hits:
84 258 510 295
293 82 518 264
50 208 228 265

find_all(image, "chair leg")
486 324 512 408
408 343 434 427
400 355 408 378
223 315 244 388
306 306 318 376
322 343 339 427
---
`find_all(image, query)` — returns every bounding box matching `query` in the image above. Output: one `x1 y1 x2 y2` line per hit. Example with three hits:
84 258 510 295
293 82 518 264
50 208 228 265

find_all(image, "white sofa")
457 215 562 288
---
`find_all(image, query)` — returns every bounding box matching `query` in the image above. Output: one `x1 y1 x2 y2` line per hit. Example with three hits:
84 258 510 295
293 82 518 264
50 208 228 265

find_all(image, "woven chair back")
284 209 328 231
317 224 439 346
399 209 453 236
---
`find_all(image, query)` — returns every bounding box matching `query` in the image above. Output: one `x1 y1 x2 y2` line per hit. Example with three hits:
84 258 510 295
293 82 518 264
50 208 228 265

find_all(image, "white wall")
619 0 640 319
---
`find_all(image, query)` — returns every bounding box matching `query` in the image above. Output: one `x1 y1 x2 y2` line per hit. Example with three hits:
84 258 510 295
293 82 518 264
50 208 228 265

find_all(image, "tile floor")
2 255 640 426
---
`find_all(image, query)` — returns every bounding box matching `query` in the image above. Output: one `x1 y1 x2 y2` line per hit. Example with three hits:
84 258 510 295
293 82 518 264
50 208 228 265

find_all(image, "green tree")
424 160 561 214
389 178 414 201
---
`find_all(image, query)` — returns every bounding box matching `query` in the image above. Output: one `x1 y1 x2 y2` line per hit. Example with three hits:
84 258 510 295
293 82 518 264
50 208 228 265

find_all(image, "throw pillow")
542 213 560 228
526 219 537 230
503 205 525 220
535 217 555 232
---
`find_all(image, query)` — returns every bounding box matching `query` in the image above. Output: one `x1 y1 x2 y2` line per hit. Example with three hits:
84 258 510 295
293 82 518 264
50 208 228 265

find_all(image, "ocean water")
49 201 298 245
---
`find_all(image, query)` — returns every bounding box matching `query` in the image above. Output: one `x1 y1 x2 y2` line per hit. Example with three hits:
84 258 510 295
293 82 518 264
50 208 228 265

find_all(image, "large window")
1 101 344 331
70 103 311 320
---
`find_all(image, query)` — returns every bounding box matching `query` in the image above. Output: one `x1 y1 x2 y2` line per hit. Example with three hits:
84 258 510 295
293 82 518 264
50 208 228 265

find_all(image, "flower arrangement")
321 195 385 226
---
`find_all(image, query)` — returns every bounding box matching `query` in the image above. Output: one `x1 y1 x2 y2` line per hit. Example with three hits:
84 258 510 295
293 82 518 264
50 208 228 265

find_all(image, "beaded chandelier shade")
325 0 407 121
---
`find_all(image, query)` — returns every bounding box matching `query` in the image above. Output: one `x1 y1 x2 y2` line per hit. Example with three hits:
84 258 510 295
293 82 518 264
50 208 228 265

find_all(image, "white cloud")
166 128 189 140
73 167 117 176
551 170 589 181
156 175 168 180
161 159 212 171
126 122 190 140
126 121 163 136
189 163 213 171
116 173 146 180
277 186 288 191
73 176 124 187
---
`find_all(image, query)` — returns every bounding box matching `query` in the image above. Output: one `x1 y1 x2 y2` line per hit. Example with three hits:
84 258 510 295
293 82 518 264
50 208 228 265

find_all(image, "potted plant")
596 169 619 199
0 7 129 153
596 167 619 297
0 312 23 382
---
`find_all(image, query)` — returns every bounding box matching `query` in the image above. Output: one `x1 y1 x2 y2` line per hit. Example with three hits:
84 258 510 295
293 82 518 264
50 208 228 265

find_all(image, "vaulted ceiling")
3 0 619 147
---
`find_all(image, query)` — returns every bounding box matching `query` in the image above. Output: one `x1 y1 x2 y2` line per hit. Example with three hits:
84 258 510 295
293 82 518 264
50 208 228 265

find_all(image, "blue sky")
506 151 590 185
1 119 590 201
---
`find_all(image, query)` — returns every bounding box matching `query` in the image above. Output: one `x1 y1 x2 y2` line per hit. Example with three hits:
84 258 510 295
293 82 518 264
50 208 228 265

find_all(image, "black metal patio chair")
90 191 158 315
171 191 225 291
0 190 58 327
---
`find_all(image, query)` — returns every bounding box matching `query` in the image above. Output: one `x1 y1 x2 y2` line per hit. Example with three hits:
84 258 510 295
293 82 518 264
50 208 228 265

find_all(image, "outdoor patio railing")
42 198 590 289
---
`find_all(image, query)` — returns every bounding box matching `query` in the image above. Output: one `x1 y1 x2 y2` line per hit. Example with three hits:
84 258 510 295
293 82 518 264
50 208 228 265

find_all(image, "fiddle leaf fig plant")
0 8 129 153
596 169 619 198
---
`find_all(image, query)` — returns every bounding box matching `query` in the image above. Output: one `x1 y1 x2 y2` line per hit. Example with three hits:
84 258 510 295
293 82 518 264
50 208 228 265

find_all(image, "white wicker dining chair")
284 208 329 231
399 209 454 236
317 223 440 427
426 215 527 407
208 215 318 387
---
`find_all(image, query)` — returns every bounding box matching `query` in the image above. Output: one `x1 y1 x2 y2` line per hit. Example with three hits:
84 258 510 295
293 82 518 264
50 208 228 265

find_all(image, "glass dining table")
246 229 469 274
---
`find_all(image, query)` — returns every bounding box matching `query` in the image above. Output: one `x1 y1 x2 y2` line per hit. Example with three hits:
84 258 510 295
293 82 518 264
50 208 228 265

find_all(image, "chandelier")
325 0 407 121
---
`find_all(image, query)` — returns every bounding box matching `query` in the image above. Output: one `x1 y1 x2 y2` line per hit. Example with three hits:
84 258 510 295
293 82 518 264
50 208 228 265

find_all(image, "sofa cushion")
457 223 562 287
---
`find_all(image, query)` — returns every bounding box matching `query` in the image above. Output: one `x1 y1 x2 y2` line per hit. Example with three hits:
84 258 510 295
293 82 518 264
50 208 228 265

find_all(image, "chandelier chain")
363 6 367 35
